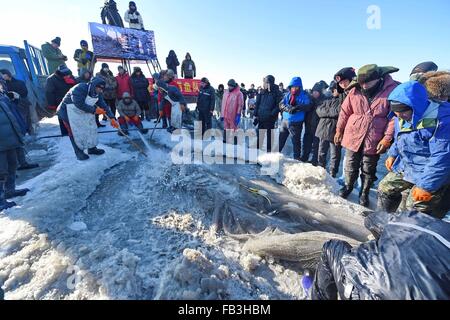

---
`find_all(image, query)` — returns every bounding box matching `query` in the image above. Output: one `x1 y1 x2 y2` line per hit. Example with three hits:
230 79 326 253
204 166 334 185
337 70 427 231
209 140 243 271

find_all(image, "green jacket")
41 43 67 74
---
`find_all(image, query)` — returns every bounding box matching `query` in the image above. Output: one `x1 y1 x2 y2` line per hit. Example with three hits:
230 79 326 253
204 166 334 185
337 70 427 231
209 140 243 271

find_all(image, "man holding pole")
57 77 119 161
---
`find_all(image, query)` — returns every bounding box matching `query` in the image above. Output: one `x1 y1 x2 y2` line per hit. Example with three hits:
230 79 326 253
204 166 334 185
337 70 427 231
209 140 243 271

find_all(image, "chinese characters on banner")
148 78 201 96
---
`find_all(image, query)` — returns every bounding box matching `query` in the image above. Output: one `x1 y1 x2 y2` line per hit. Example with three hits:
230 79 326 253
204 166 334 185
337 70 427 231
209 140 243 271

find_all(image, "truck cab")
0 41 51 133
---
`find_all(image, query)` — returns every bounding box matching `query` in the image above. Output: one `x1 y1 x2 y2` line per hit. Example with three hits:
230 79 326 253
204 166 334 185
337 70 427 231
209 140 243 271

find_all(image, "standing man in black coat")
196 77 216 135
0 88 30 211
302 81 329 166
0 70 39 171
45 65 78 135
254 75 282 153
166 50 180 76
315 81 343 177
130 67 151 121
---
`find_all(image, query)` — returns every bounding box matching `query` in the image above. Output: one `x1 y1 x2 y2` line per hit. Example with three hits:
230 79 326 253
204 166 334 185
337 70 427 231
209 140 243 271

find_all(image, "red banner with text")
148 78 201 96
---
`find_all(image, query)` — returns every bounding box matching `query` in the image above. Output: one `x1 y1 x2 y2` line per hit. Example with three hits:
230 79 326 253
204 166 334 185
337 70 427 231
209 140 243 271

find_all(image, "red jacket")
116 73 132 99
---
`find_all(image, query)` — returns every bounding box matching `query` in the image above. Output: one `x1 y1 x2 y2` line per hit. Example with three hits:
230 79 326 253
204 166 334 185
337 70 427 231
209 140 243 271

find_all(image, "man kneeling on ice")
117 92 149 136
57 77 119 161
377 81 450 219
308 211 450 300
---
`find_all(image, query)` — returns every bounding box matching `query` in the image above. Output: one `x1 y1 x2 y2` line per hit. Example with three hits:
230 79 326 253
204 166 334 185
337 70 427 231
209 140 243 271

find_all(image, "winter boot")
70 136 89 161
339 173 358 199
136 123 149 135
5 173 30 199
162 117 168 129
359 179 374 208
0 179 17 211
88 147 106 156
377 191 402 213
17 163 39 171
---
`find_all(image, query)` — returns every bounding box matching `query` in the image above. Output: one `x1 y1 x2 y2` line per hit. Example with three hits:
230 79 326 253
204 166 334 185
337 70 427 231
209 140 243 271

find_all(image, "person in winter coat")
1 69 30 128
57 77 119 161
196 77 216 135
117 92 148 135
221 79 244 132
77 70 105 128
96 63 118 118
279 77 312 160
41 37 68 74
419 71 450 103
419 71 450 215
409 61 438 81
302 81 329 165
101 0 124 28
214 84 224 119
335 64 399 208
1 70 39 171
0 91 30 211
124 1 145 30
155 77 187 133
254 75 282 152
73 40 95 77
166 50 180 76
240 84 248 116
116 66 132 101
157 70 178 128
311 210 450 300
377 81 450 219
76 69 93 84
315 81 343 177
181 53 196 79
130 67 151 121
45 64 77 135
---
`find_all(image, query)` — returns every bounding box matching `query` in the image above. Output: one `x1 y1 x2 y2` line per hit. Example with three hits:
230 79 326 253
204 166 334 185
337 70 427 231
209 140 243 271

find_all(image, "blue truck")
0 41 52 133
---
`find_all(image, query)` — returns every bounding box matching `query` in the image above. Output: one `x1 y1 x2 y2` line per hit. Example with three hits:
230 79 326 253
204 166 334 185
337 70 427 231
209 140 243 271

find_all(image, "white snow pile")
259 153 338 197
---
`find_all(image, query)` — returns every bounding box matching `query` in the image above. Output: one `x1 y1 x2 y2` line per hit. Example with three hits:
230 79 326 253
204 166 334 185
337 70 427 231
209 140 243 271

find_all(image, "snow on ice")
1 117 371 300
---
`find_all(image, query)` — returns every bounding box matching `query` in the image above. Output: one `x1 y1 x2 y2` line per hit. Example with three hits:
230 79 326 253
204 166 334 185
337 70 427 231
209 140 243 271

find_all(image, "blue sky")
2 0 449 88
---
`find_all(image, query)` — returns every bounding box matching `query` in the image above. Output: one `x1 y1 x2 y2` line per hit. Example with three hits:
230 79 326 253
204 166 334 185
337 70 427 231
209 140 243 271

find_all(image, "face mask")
361 79 382 98
124 98 132 105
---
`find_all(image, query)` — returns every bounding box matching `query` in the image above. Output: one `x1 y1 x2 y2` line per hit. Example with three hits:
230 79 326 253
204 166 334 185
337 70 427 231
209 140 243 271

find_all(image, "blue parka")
281 77 312 123
388 81 450 192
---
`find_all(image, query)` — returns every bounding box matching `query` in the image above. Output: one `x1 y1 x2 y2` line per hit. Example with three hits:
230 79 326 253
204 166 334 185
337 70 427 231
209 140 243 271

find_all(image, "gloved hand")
377 139 392 155
110 119 119 129
289 106 299 114
95 107 107 115
63 56 68 61
6 92 18 100
124 116 131 122
412 187 433 202
385 157 396 172
334 132 343 145
253 117 259 127
235 114 241 126
220 117 224 122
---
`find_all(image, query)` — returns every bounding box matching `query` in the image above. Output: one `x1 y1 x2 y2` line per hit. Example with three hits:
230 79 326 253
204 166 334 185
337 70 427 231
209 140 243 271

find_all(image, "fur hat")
419 71 450 101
